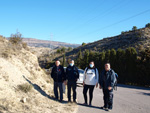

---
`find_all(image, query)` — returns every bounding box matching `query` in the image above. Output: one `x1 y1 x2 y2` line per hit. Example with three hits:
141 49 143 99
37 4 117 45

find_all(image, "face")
55 61 60 66
105 63 110 71
89 62 94 68
70 60 74 65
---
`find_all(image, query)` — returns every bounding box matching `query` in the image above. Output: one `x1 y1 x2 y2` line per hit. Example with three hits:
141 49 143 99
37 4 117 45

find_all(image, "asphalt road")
76 84 150 113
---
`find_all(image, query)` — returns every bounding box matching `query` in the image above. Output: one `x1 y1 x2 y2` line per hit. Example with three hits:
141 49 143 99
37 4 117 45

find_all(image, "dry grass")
18 83 33 93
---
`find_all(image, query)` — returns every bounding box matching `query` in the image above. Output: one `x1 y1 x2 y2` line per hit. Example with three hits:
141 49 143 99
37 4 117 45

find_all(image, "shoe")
108 109 112 112
89 103 92 106
100 106 106 110
83 103 88 105
73 100 77 104
59 100 63 103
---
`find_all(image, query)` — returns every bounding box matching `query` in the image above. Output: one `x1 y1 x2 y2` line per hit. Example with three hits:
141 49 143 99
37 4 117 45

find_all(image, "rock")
21 98 27 103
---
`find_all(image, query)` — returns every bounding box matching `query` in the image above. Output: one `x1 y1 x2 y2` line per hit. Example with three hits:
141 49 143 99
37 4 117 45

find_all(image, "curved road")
77 84 150 113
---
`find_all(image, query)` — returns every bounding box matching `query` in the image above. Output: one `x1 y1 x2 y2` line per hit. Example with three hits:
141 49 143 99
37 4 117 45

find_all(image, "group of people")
51 59 116 112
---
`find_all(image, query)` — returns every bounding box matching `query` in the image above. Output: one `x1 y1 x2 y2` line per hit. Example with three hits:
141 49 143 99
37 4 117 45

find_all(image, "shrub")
56 49 61 53
145 23 150 28
9 32 22 45
61 47 66 53
1 52 9 58
82 42 86 46
18 83 32 93
22 42 28 49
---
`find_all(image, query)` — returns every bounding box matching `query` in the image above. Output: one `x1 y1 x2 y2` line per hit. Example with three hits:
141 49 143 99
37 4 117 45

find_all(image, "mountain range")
22 38 80 48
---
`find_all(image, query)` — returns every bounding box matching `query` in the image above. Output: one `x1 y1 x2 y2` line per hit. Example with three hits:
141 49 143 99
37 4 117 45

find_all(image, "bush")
61 47 66 53
18 83 32 93
22 42 28 49
132 26 137 31
1 52 9 58
56 49 61 53
9 32 22 45
82 42 86 46
145 23 150 28
68 47 72 51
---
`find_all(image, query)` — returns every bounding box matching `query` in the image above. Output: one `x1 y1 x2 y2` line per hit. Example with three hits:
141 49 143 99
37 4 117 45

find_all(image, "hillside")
22 38 80 48
0 36 77 113
63 27 150 59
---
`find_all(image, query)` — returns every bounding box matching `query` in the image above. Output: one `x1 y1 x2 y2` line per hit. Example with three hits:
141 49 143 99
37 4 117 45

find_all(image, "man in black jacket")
99 63 116 111
51 60 66 102
66 60 79 103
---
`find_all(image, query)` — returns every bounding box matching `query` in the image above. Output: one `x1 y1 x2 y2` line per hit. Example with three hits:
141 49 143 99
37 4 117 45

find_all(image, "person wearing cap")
66 60 79 103
83 61 99 106
51 60 66 102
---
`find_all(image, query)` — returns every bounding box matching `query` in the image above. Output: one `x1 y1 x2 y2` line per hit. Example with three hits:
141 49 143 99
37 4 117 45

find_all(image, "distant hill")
22 38 80 48
62 27 150 59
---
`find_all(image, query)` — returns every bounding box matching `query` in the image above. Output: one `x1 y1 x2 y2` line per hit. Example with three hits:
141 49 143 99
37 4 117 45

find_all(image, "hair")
105 62 110 65
105 62 111 66
70 59 74 62
89 61 94 63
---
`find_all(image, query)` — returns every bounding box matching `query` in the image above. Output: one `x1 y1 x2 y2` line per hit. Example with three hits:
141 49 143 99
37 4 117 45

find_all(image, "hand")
96 83 98 88
108 86 112 90
64 81 67 85
83 81 85 86
99 85 101 89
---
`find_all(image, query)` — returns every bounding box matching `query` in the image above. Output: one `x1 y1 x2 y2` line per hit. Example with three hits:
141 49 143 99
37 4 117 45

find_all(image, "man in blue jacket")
51 60 66 102
66 60 79 103
99 63 116 111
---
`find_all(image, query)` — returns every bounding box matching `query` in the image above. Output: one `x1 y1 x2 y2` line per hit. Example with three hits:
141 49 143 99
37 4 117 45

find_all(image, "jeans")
83 84 95 104
67 81 77 101
54 82 63 101
103 88 113 109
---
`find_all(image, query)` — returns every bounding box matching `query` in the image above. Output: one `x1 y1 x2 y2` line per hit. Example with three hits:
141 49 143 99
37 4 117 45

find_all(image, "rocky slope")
63 27 150 59
0 36 77 113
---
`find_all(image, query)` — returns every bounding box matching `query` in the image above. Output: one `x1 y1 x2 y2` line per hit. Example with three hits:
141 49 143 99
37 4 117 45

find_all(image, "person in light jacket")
83 61 99 106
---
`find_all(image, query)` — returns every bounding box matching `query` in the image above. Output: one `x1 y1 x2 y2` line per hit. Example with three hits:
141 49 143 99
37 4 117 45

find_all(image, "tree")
56 49 61 53
99 51 105 72
125 47 137 84
82 42 86 46
109 49 116 69
61 47 66 53
105 49 110 63
76 49 83 68
68 47 72 51
132 26 137 31
82 49 89 68
116 48 126 83
145 23 150 28
62 54 66 67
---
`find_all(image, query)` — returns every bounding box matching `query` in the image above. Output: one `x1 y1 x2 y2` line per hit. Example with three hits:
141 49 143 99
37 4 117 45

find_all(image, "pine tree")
110 48 116 69
76 49 83 68
62 54 66 67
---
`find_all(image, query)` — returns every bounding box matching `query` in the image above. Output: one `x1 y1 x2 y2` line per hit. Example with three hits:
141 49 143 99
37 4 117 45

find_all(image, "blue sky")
0 0 150 44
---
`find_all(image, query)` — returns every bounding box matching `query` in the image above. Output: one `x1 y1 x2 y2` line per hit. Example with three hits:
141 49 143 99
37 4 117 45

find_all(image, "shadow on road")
139 92 150 96
118 84 150 91
77 103 104 110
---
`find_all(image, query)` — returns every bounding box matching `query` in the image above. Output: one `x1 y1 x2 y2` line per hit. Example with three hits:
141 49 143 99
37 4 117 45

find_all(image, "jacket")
66 65 79 81
51 65 66 82
83 67 99 85
99 69 116 89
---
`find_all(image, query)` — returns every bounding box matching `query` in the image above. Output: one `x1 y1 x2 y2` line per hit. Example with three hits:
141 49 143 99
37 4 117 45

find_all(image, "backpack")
85 67 97 79
114 73 118 91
